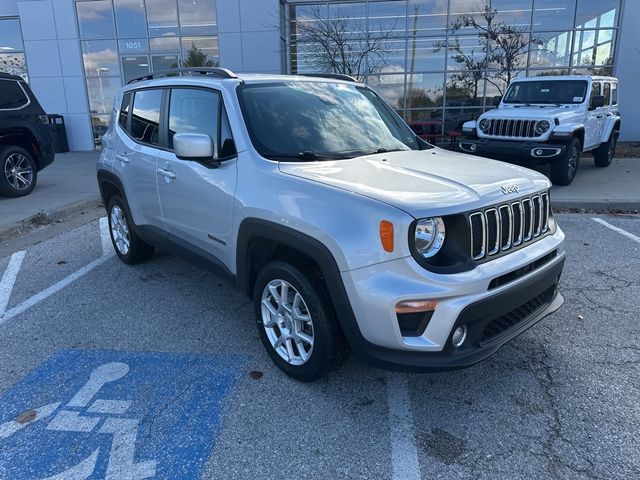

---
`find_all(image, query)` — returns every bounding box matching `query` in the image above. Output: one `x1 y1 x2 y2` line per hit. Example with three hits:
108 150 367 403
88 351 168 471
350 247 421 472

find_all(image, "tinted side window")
0 80 29 109
591 82 601 97
603 82 611 105
612 83 618 105
168 88 219 149
119 92 131 131
131 89 162 146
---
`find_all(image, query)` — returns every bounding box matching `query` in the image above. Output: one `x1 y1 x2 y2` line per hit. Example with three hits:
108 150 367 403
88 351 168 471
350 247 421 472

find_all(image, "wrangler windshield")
503 80 588 105
237 82 421 161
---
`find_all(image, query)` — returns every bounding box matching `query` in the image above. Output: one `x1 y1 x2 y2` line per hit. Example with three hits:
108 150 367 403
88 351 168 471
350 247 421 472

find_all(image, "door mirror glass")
492 95 502 106
590 95 605 110
173 133 216 161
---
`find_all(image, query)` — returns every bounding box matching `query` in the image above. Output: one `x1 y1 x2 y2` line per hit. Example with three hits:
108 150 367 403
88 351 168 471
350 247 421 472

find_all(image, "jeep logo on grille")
501 185 519 194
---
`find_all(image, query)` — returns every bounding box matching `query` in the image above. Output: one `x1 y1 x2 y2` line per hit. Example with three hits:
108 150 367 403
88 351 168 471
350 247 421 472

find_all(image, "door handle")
157 168 176 180
596 115 603 119
115 153 130 163
606 112 613 117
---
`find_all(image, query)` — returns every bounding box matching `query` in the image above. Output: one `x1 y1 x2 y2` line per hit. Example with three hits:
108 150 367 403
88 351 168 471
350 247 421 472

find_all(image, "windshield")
503 80 588 105
237 81 421 161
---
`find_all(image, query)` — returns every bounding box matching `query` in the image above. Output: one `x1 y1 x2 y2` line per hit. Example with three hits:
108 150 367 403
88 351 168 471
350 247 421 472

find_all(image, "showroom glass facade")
285 0 621 133
0 17 27 80
74 0 220 144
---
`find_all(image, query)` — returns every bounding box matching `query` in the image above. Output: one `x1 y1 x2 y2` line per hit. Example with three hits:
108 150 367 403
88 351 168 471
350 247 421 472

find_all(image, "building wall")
615 0 640 141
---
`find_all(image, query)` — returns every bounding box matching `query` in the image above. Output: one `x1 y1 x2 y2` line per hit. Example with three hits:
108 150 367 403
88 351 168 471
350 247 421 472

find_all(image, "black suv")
0 73 54 196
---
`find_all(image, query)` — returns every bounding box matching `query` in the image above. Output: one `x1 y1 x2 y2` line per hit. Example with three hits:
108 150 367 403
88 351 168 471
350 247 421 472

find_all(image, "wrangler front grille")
469 193 550 261
485 119 542 138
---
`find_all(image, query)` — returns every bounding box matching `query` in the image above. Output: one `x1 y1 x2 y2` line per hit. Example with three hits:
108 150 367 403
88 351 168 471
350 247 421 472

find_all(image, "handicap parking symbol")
0 350 238 479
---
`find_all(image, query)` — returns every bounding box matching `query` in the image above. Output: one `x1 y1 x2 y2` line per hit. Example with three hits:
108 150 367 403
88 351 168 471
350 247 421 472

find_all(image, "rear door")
155 86 238 269
113 88 164 230
585 81 603 149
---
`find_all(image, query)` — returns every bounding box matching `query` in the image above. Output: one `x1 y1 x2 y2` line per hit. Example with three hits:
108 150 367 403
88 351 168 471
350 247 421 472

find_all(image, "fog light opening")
470 143 477 152
451 325 467 348
535 149 543 156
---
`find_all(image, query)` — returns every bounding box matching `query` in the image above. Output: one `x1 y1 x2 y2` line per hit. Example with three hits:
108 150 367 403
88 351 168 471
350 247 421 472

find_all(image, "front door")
156 87 238 270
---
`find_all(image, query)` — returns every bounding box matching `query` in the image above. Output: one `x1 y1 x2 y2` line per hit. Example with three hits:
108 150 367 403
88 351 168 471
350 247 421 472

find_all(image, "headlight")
414 217 446 258
478 118 491 132
535 120 550 135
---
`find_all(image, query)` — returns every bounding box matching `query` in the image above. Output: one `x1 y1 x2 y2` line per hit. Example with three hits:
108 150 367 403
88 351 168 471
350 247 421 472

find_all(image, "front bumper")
340 229 566 372
458 138 566 164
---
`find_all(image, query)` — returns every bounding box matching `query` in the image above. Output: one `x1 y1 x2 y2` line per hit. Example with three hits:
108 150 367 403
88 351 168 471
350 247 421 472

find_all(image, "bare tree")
291 6 395 81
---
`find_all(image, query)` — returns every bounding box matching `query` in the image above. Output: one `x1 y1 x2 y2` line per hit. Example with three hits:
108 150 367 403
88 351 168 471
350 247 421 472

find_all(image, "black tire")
253 260 347 382
107 194 154 264
0 146 37 197
593 129 618 168
550 137 580 186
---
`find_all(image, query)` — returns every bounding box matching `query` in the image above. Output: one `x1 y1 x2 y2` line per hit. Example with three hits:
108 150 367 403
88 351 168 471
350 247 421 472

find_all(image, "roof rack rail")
127 67 238 84
0 72 24 81
297 73 357 82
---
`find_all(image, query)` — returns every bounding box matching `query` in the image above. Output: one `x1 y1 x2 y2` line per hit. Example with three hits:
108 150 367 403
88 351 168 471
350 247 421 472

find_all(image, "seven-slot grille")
485 119 542 138
469 193 550 261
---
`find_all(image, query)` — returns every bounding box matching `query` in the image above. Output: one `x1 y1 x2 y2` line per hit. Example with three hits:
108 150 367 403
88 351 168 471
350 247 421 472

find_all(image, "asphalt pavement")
0 213 638 479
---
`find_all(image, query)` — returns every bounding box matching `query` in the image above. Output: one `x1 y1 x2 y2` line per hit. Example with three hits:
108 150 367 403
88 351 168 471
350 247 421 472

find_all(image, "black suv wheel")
0 146 37 197
550 137 580 186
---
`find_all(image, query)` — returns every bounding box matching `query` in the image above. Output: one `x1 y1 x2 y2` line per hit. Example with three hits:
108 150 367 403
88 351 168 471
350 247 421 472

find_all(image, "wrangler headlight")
535 120 550 135
478 118 491 132
413 217 446 258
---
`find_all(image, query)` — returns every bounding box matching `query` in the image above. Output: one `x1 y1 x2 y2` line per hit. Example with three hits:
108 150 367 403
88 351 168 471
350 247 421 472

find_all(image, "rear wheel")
0 146 37 197
107 194 154 264
593 129 618 167
253 261 346 382
550 137 580 186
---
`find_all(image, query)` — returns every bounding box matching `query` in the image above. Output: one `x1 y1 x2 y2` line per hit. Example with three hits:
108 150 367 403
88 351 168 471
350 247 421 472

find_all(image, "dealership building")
1 0 638 151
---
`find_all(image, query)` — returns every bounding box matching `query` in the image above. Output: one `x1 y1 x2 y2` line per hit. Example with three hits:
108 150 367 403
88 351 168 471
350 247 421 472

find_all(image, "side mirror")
590 95 605 110
492 95 502 106
173 133 217 162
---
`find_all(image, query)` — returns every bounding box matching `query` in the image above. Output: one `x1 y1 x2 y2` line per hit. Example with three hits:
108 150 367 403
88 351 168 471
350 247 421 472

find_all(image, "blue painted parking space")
0 350 239 479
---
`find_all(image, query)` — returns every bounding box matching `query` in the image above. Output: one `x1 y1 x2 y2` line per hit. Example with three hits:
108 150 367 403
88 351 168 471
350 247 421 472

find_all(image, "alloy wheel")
4 153 33 191
261 279 314 365
110 205 130 255
568 144 579 179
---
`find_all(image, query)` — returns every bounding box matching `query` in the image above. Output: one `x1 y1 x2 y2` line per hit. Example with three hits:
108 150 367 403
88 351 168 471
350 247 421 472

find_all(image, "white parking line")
0 250 26 317
387 373 421 480
592 218 640 244
100 217 113 257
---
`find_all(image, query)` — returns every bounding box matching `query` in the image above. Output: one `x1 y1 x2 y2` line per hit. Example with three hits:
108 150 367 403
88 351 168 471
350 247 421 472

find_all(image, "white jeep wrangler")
459 76 620 185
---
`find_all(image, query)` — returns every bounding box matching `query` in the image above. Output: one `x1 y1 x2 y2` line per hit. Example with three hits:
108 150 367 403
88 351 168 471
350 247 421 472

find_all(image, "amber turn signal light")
395 299 437 314
380 220 394 252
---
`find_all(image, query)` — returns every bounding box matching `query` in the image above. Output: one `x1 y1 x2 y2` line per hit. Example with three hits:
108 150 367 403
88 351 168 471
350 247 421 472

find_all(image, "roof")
0 72 25 82
512 75 618 82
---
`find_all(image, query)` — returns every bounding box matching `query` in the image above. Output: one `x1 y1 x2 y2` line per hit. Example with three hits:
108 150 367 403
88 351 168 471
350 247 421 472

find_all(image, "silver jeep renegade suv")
97 68 566 382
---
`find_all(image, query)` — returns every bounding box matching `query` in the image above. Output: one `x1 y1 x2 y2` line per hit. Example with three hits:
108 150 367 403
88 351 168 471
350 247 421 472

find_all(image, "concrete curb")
0 197 102 242
551 199 640 212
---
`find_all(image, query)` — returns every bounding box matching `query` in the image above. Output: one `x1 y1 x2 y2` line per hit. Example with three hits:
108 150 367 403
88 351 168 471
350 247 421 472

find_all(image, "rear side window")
119 92 131 130
168 88 219 149
131 89 162 146
603 82 611 105
612 83 618 105
591 82 601 97
0 80 29 110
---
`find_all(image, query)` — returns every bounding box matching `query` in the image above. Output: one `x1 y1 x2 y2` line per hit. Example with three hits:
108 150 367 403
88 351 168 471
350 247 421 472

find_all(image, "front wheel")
550 137 580 186
253 261 346 382
107 194 154 264
593 130 618 167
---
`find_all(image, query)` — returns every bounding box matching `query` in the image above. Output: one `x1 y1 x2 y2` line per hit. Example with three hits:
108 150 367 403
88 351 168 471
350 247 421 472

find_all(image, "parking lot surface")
0 213 638 479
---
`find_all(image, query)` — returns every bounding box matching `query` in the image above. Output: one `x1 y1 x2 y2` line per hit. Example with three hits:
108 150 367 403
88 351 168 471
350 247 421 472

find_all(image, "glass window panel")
403 109 442 128
405 72 445 110
532 0 576 31
572 29 615 66
0 53 27 80
118 38 149 54
152 54 179 71
576 0 620 29
327 2 367 40
121 55 150 83
150 37 180 52
446 35 487 71
0 19 24 52
147 0 179 37
446 72 484 106
449 0 485 31
178 0 217 35
528 68 571 77
366 74 406 109
492 0 533 28
373 38 407 73
530 31 573 68
180 37 219 66
114 0 146 37
409 36 446 72
76 0 116 39
603 82 611 104
168 88 219 148
82 40 120 77
442 107 482 132
91 114 111 146
290 4 329 43
368 1 407 39
482 70 525 98
572 66 613 75
86 76 120 114
131 89 162 145
611 82 617 104
408 0 447 37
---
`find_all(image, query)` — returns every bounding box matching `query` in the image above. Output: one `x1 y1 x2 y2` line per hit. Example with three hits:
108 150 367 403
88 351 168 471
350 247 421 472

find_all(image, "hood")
278 148 550 218
482 104 584 122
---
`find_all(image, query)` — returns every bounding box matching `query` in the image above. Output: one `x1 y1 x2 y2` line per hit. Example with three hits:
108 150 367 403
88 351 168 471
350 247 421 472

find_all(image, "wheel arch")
97 169 128 208
0 131 40 167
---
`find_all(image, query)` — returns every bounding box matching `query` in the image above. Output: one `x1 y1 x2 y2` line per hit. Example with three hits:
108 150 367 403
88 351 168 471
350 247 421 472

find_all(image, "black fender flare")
97 169 128 207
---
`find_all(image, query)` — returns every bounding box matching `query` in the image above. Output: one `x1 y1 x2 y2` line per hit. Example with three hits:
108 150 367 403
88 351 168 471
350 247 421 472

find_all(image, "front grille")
485 119 542 138
480 285 556 344
469 193 550 261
